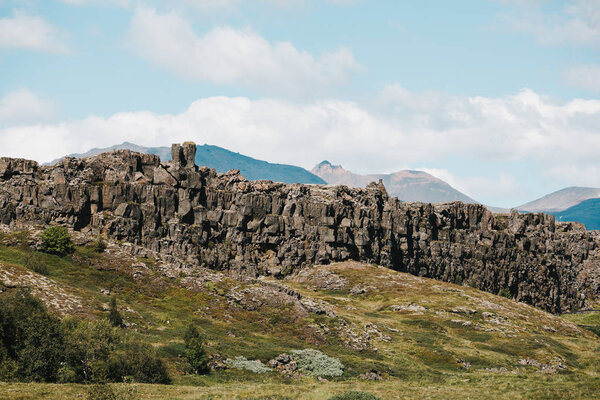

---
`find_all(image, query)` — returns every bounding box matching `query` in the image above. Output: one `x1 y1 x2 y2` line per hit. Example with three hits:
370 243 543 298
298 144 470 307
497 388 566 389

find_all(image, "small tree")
184 324 208 374
89 236 107 253
108 297 123 328
40 226 74 256
499 288 512 299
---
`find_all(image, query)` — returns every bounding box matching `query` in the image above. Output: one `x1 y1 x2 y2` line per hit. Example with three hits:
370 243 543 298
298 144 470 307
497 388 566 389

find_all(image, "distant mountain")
517 187 600 213
552 198 600 230
49 142 325 185
311 161 477 204
46 142 171 165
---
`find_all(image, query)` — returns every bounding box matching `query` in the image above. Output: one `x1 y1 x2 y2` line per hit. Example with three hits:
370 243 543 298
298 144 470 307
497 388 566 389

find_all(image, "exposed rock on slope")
1 142 599 313
311 161 476 204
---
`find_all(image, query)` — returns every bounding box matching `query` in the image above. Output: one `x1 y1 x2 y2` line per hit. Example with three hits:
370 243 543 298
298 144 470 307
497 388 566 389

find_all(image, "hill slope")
1 228 599 399
517 187 600 213
49 142 325 184
552 198 600 230
312 161 476 204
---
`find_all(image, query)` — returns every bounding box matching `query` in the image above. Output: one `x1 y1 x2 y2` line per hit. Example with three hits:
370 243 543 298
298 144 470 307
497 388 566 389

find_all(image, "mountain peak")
311 163 476 204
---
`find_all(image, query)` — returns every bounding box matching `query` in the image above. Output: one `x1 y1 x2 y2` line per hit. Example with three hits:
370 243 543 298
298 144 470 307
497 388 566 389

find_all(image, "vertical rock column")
172 142 197 169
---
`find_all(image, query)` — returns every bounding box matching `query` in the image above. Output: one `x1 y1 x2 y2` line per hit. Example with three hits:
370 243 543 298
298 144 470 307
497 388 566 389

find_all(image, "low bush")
224 356 271 374
40 226 74 256
499 288 512 299
89 236 107 253
62 318 121 383
0 288 65 382
108 340 170 384
291 349 344 377
328 391 382 400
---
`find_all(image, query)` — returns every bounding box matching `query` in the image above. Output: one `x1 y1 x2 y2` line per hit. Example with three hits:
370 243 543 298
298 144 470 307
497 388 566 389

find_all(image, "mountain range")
311 160 476 204
50 142 600 230
552 198 600 230
516 186 600 213
514 186 600 230
49 142 325 185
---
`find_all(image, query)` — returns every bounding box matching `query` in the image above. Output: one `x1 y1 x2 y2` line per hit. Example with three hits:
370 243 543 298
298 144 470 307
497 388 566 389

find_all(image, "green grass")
1 231 600 398
2 374 600 400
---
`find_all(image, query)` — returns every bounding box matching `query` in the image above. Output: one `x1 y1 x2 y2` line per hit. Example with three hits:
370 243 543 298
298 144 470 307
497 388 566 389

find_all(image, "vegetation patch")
328 391 382 400
40 226 75 256
224 357 272 374
291 349 344 377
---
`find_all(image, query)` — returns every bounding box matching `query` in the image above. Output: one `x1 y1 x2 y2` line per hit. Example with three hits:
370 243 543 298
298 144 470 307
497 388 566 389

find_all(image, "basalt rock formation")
0 142 598 313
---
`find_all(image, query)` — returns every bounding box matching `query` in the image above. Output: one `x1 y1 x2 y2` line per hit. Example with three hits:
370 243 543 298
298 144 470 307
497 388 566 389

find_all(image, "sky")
1 0 600 207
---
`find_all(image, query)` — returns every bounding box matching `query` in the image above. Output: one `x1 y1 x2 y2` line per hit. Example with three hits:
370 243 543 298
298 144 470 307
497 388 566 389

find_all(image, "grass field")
1 230 599 399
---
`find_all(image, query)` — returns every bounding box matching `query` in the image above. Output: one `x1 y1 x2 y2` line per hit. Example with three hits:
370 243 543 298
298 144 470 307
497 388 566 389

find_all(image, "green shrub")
57 366 78 383
0 357 17 381
40 226 74 256
89 236 107 253
291 349 344 377
224 356 271 374
108 297 123 328
24 253 49 275
328 391 382 400
62 318 121 383
499 288 512 299
184 324 209 374
0 289 65 382
107 341 170 384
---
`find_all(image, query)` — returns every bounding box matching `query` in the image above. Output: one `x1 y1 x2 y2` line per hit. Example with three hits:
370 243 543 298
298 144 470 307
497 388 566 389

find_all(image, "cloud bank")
2 87 600 205
0 89 56 126
126 8 362 95
0 11 70 54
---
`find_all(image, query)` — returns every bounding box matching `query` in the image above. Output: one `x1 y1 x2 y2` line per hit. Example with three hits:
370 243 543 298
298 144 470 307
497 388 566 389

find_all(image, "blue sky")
1 0 600 207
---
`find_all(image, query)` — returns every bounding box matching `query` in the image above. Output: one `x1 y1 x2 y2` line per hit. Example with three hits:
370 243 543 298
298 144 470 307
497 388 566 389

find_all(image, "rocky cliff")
1 142 598 313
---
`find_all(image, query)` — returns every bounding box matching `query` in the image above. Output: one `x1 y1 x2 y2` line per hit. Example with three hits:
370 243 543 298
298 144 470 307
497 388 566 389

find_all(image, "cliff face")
0 143 598 313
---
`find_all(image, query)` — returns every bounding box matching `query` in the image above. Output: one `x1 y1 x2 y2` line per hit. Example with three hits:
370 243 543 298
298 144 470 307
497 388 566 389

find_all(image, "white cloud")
565 64 600 92
59 0 130 5
126 8 362 95
498 0 600 48
0 11 70 54
0 89 56 126
2 87 600 205
59 0 354 9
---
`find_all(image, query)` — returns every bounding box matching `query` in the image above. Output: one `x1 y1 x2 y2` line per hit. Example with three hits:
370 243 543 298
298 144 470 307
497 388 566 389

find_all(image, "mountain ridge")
552 198 600 231
517 186 600 213
48 142 325 185
312 160 477 204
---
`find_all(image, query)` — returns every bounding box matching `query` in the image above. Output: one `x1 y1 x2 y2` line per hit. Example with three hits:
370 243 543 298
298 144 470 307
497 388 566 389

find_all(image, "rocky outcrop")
0 143 598 313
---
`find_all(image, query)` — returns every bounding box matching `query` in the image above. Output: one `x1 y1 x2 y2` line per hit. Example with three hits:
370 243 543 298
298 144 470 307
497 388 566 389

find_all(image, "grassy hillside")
0 230 599 399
